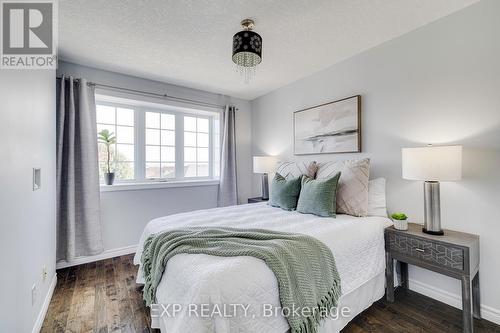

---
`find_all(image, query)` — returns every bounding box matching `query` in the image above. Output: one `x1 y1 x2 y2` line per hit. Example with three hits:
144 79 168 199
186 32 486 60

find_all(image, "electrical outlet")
42 265 47 282
31 284 36 306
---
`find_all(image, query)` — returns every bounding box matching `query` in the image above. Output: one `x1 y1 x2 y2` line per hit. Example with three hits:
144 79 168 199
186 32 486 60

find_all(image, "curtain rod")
56 76 226 110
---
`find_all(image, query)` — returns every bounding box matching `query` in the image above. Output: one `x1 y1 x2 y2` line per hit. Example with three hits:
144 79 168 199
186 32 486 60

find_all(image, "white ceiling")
59 0 477 100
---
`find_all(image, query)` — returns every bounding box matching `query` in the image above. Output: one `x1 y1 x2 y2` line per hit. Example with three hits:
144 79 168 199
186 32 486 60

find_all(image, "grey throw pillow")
268 173 302 211
297 173 341 217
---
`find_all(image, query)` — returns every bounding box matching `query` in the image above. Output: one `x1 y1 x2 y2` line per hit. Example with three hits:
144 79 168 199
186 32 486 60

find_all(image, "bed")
134 202 391 333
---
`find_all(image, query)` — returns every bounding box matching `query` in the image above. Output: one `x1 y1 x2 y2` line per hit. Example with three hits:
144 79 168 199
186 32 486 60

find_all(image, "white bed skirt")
317 271 385 333
151 271 385 333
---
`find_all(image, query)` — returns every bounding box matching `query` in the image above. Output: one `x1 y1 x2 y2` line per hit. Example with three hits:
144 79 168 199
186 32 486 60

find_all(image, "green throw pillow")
268 173 302 211
297 172 341 217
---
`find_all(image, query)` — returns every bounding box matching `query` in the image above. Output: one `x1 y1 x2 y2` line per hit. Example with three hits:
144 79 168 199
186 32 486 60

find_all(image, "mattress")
134 203 391 333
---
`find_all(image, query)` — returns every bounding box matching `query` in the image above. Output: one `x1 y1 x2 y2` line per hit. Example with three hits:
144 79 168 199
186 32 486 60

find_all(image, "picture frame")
293 95 361 155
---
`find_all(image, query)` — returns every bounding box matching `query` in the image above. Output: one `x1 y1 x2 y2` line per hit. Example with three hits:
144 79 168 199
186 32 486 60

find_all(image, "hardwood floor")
42 254 500 333
42 255 150 333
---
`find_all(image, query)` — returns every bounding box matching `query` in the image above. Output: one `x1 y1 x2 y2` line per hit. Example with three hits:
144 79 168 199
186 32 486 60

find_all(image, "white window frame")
96 99 220 187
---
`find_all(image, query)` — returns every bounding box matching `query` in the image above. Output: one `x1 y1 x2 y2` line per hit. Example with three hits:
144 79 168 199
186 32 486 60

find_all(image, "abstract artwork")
294 95 361 155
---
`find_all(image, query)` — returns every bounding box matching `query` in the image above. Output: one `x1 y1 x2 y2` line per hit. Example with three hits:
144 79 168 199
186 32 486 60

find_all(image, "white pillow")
368 178 387 217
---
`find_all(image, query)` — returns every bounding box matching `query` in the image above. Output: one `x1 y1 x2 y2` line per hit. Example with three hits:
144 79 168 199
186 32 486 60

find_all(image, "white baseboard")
32 273 57 333
56 244 137 269
409 278 500 325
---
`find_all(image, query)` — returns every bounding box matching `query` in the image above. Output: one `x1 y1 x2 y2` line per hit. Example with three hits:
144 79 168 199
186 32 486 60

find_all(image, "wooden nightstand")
248 197 268 204
385 223 480 333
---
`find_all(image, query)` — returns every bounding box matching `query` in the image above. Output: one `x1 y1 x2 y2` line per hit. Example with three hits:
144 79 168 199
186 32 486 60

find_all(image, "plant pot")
104 172 115 185
393 218 408 231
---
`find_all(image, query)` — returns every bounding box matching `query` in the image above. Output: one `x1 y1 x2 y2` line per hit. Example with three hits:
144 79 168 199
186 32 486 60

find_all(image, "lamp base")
423 181 444 236
261 173 269 200
422 228 444 236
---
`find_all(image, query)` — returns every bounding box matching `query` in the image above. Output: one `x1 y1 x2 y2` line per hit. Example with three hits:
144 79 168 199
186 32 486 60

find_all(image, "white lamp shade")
402 145 462 181
253 156 278 174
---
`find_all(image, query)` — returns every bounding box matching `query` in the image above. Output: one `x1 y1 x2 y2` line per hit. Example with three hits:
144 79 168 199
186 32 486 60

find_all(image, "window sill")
100 179 219 192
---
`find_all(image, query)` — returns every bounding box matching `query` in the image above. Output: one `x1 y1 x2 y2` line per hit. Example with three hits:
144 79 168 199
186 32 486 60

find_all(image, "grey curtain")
217 105 238 206
56 76 103 261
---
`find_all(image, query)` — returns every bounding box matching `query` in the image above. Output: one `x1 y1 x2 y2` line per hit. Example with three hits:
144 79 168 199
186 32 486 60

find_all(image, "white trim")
100 179 219 192
32 273 57 333
409 278 500 325
56 244 137 269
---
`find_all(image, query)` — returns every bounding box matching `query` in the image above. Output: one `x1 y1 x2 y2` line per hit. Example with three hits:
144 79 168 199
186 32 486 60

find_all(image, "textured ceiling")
59 0 478 100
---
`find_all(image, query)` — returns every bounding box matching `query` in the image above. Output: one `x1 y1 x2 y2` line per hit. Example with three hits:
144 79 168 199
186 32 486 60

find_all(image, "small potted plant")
391 212 408 231
98 129 116 185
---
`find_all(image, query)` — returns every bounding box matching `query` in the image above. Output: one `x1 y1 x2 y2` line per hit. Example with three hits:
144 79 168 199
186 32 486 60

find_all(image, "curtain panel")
217 105 238 206
56 76 103 261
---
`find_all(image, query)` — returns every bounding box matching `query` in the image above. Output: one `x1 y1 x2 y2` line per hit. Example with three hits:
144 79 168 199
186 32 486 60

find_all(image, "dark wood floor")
42 254 500 333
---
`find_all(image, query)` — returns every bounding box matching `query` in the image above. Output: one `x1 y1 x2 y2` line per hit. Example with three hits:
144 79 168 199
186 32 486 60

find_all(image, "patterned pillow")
316 158 370 217
276 161 318 179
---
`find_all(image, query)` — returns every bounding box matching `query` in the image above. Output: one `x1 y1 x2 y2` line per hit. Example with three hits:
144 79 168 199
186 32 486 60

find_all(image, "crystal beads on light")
232 52 260 83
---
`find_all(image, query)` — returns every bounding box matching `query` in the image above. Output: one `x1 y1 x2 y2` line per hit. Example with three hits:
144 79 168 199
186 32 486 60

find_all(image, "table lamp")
402 145 462 235
253 156 278 200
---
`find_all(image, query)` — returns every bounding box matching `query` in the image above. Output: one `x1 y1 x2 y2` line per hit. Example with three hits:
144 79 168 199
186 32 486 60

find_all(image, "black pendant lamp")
232 19 262 83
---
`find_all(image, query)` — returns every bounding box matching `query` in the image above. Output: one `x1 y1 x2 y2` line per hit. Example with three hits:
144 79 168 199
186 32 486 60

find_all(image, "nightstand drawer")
388 233 465 271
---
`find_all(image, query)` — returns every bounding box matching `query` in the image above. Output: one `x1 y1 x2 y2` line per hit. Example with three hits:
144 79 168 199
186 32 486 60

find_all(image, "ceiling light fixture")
232 19 262 84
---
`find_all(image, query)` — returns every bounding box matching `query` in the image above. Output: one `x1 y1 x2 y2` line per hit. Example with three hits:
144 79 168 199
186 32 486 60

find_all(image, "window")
96 105 135 182
96 99 220 184
184 116 210 177
145 111 176 179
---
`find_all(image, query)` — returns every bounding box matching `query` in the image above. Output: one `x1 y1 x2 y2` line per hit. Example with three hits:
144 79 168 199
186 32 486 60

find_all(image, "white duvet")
134 203 391 333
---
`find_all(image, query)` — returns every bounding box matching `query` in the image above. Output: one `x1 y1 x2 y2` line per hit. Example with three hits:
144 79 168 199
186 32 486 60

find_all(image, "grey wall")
251 0 500 320
57 61 252 252
0 70 56 332
100 186 218 250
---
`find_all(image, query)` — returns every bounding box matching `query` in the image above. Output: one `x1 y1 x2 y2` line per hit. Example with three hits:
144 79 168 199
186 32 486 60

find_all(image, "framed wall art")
294 95 361 155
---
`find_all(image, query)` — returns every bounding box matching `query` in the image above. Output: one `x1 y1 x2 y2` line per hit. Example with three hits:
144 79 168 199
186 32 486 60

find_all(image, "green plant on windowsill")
98 129 116 185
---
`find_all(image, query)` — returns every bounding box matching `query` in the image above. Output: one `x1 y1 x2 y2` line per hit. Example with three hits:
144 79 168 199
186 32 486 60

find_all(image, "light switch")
33 168 41 191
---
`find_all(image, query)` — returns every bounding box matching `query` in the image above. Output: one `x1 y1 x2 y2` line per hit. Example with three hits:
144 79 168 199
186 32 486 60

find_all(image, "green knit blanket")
141 227 341 333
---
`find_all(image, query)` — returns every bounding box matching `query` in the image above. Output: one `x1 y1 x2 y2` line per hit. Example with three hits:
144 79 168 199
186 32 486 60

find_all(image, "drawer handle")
414 247 425 253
